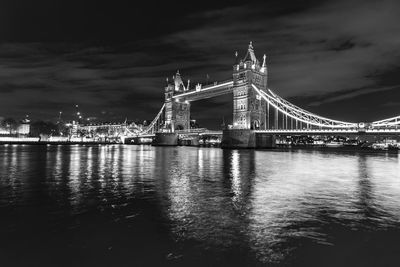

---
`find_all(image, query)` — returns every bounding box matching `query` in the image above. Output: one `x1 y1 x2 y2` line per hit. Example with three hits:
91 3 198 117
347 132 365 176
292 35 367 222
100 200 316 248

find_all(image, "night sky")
0 0 400 129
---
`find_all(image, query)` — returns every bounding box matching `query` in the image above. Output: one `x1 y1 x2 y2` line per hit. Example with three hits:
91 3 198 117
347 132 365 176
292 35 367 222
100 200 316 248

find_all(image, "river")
1 144 399 266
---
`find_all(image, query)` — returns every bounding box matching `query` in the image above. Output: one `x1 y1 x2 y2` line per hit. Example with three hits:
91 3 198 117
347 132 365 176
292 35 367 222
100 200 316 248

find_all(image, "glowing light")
172 81 233 98
231 150 241 201
252 84 357 129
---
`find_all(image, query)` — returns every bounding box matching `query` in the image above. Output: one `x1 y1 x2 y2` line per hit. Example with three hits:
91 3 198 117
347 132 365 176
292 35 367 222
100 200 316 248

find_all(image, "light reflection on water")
0 145 400 265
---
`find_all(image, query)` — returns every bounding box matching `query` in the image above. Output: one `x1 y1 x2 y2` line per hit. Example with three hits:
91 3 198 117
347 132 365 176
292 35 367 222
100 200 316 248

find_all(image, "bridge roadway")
176 129 222 136
255 129 400 135
137 128 400 138
135 129 223 138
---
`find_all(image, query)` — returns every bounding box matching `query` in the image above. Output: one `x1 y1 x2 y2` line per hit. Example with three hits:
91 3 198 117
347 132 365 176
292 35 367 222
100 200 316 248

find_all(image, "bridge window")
236 90 247 97
236 99 246 110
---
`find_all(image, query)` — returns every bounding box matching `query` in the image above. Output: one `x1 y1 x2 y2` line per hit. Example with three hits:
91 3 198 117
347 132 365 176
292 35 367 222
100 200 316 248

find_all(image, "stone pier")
221 129 275 148
153 132 178 146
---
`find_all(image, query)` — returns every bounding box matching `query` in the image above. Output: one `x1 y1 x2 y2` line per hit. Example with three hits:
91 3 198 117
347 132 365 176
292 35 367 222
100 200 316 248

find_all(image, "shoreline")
0 141 121 145
1 141 398 153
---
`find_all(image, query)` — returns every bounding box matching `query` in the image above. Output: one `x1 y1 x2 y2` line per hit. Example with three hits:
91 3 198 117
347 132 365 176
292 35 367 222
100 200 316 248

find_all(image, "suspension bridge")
126 42 400 148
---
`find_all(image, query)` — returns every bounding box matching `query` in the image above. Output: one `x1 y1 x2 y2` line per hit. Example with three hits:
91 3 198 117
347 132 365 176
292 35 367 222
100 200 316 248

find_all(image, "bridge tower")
164 70 191 132
232 42 267 130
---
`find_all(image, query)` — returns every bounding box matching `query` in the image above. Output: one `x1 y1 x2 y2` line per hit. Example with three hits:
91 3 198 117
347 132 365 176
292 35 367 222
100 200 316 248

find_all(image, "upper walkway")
173 80 233 102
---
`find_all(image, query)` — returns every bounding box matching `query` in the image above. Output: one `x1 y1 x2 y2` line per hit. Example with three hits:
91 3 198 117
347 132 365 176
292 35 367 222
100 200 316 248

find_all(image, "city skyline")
0 0 400 128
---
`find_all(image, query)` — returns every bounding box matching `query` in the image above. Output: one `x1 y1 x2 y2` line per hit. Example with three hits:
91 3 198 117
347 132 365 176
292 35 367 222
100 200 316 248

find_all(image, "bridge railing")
200 79 234 89
175 128 208 134
255 128 400 134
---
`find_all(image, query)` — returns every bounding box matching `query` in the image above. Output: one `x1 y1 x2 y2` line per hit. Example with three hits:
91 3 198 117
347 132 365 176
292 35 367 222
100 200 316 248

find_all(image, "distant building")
17 123 30 135
0 118 30 136
0 127 9 135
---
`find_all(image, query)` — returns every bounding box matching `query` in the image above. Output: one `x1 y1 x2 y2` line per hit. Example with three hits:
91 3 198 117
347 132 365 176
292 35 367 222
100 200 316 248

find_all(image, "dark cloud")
308 85 400 107
382 101 400 107
0 0 399 128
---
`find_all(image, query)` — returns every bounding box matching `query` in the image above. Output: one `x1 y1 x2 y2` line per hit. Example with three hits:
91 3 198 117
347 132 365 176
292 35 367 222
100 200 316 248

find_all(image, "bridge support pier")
153 132 178 146
179 135 200 146
221 129 276 149
256 132 277 148
124 136 154 145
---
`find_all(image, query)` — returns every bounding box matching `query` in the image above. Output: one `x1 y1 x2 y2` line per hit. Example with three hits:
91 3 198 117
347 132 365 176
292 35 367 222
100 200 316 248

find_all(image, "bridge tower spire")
232 42 267 130
261 54 267 73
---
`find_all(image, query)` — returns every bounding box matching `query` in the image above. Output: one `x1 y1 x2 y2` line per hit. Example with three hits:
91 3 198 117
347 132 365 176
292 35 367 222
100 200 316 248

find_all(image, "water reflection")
157 148 257 249
224 149 255 212
248 150 400 262
363 155 400 222
0 145 400 265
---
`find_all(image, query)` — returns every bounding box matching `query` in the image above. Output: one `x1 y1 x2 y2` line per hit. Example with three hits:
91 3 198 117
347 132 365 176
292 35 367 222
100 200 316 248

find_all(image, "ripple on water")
0 145 400 265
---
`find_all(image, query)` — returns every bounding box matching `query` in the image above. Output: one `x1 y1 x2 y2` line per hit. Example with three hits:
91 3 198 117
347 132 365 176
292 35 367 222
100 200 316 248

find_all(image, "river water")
1 144 400 266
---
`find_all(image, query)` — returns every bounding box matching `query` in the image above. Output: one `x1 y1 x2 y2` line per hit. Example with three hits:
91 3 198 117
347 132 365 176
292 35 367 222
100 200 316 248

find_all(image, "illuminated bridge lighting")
126 43 400 140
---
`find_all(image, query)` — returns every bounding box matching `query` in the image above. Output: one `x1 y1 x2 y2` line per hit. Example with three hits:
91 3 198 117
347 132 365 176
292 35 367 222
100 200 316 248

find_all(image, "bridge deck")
255 129 400 135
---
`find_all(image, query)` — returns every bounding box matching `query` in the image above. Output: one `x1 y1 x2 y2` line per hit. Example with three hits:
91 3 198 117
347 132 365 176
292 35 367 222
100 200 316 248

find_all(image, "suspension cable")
140 103 166 134
252 84 357 128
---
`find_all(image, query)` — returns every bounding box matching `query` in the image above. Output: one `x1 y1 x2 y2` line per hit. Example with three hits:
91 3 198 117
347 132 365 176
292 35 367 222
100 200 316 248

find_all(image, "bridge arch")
175 124 184 131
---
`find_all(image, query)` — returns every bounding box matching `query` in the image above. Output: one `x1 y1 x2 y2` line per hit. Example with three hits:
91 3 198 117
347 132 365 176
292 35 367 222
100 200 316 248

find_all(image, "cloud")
308 84 400 106
0 0 400 127
382 101 400 107
163 0 400 98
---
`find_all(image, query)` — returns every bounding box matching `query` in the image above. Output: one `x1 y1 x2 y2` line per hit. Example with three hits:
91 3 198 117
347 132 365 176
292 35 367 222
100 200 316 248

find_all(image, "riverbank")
0 137 121 145
274 144 400 154
1 139 399 154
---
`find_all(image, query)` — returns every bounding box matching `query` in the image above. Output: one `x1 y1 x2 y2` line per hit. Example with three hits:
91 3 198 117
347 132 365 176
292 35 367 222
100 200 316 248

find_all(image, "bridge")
129 42 400 148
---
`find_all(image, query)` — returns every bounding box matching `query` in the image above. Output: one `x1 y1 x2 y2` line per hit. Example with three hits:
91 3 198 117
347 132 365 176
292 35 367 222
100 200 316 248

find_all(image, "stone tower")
164 70 191 132
232 42 267 130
